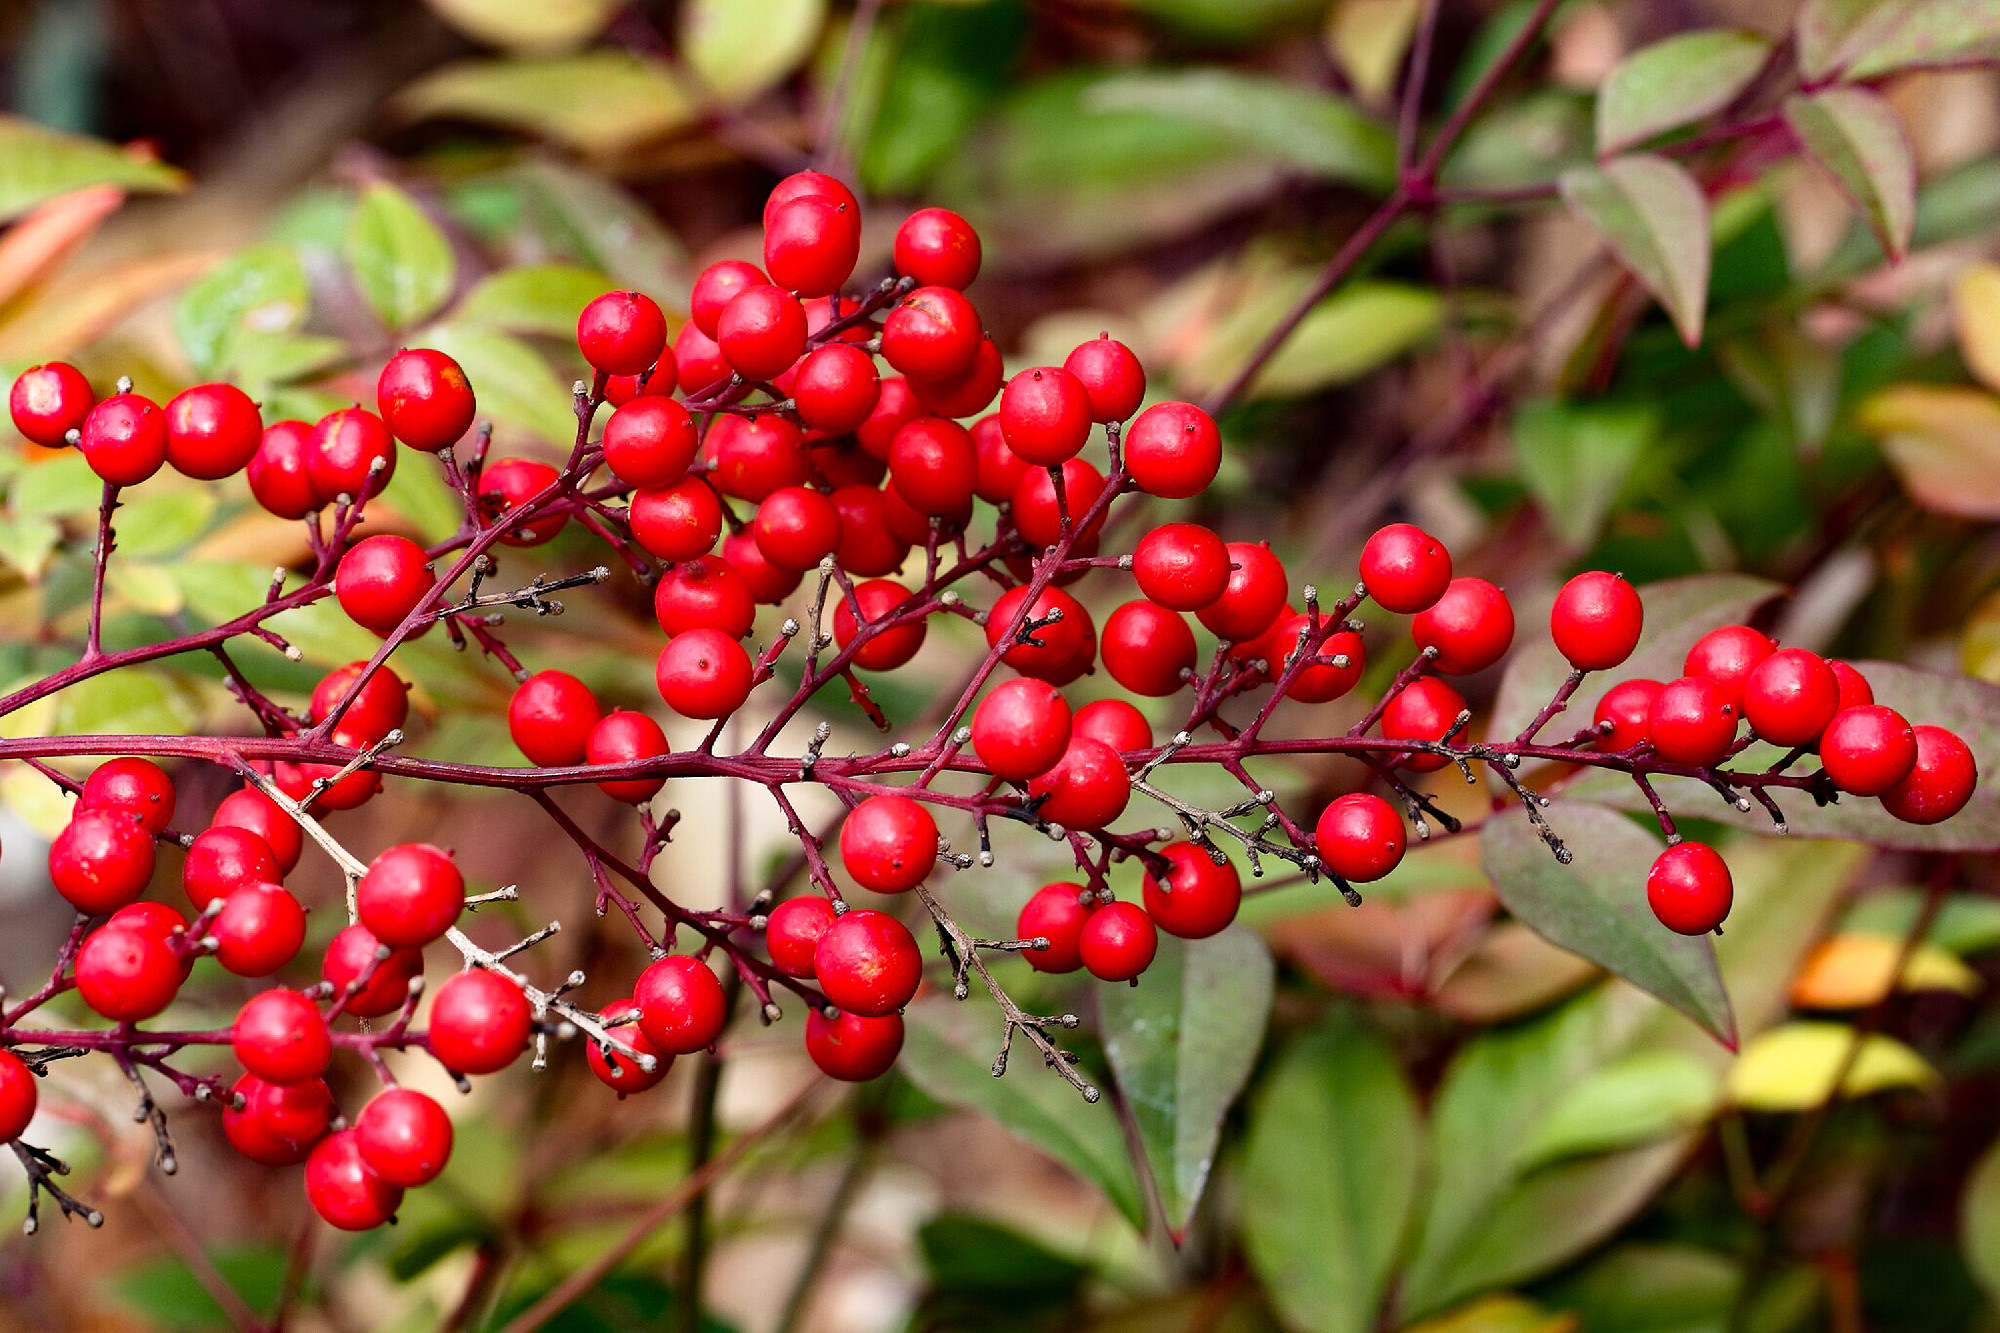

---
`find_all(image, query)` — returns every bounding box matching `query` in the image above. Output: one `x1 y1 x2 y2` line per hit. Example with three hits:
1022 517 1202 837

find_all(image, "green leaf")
113 487 218 558
1842 887 2000 956
1483 803 1736 1045
173 243 310 377
456 262 617 339
1561 154 1711 346
1099 925 1273 1235
1596 30 1771 156
1183 278 1439 401
421 323 579 448
1124 0 1323 43
1965 1135 2000 1305
1510 397 1656 549
376 448 465 540
684 0 825 105
105 561 183 617
0 116 185 224
0 514 60 580
397 53 694 155
346 181 455 333
1515 1050 1720 1172
1539 1243 1742 1333
917 1215 1090 1303
424 0 618 52
12 449 106 517
1440 89 1593 192
1799 0 2000 80
1783 87 1916 261
111 1245 289 1332
858 1 1030 196
229 334 349 390
54 669 197 738
1724 1022 1936 1109
1240 1012 1420 1333
899 998 1144 1230
511 159 687 293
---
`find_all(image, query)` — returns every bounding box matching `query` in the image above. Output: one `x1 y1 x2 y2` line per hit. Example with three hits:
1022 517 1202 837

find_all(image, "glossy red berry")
1079 901 1158 982
724 530 803 604
323 923 424 1018
767 896 838 977
1025 737 1131 829
307 406 397 502
9 362 93 446
1125 401 1221 498
1412 577 1515 675
1062 336 1146 424
718 284 808 382
965 415 1026 504
165 382 262 480
1820 705 1918 796
247 419 320 518
793 343 881 432
335 534 433 634
586 999 670 1095
655 556 756 640
107 901 188 952
1281 622 1367 703
635 955 729 1055
691 259 770 337
212 882 307 977
764 196 860 299
296 721 386 813
1743 648 1839 747
840 795 938 894
508 670 601 767
909 334 1004 418
1881 726 1978 825
355 1088 453 1187
233 988 330 1085
855 377 921 460
578 290 668 376
310 661 411 742
889 417 977 516
183 825 280 911
79 756 176 835
988 585 1096 684
834 578 928 672
1103 600 1196 697
1647 841 1733 934
630 477 725 561
1195 542 1288 644
1315 794 1406 883
430 969 531 1074
1551 571 1643 671
882 287 983 381
656 628 754 719
1359 523 1452 614
829 485 910 578
50 808 159 918
814 909 922 1017
377 348 475 451
306 1130 403 1231
606 363 677 406
1648 676 1739 767
674 320 730 395
1015 884 1094 974
1011 457 1107 549
972 678 1072 780
208 787 301 877
765 170 859 225
473 457 564 547
1073 698 1153 753
999 367 1092 466
1593 678 1662 753
894 207 982 289
754 485 842 571
1829 660 1874 711
357 843 464 948
223 1074 333 1166
806 1008 905 1081
586 710 670 805
1133 523 1230 611
1382 677 1467 773
1684 625 1774 712
709 412 810 501
1142 842 1243 939
603 396 698 489
75 923 183 1021
0 1051 32 1145
78 392 169 485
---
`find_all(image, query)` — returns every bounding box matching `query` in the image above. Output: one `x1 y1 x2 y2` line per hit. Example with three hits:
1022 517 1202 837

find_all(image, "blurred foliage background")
7 0 2000 1331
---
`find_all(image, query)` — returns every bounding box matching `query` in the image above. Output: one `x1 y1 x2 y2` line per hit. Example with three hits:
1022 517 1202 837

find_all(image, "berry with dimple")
78 392 169 485
1026 736 1131 830
834 578 928 671
1011 457 1107 549
889 417 977 516
323 922 424 1017
10 362 93 446
1820 705 1918 796
1142 842 1243 939
1881 726 1978 825
234 989 330 1085
635 955 729 1054
909 334 1004 420
1133 523 1230 611
75 923 183 1021
587 999 670 1095
630 477 725 561
829 486 910 578
1062 336 1146 423
509 670 601 767
1743 648 1839 747
377 348 475 451
793 343 881 432
479 457 567 546
1593 678 1662 753
430 969 531 1074
311 661 410 742
972 678 1072 780
1017 884 1094 973
165 382 263 480
335 534 433 634
357 842 464 948
1829 660 1874 712
691 260 769 337
307 406 397 502
1359 523 1452 614
212 786 304 876
718 284 808 382
578 291 668 376
657 628 755 719
1196 542 1287 644
894 207 982 289
656 556 756 640
356 1088 453 1187
764 195 860 298
840 795 937 894
814 910 922 1016
988 584 1095 685
604 396 699 489
1647 841 1733 934
223 1074 333 1166
1551 571 1644 671
1382 677 1467 772
587 710 670 805
1000 367 1092 466
80 755 176 836
1648 675 1738 767
1103 600 1196 697
767 896 837 978
1413 577 1515 675
883 287 983 381
1080 901 1158 982
306 1130 403 1231
806 1008 905 1082
1315 794 1406 883
1073 698 1152 753
1684 625 1774 712
212 883 307 977
184 825 280 911
248 419 320 518
1271 620 1365 703
0 1050 36 1143
1125 401 1221 498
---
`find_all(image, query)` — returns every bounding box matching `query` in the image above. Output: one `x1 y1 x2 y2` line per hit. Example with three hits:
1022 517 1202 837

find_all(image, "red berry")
479 457 567 546
310 661 410 742
1829 660 1874 711
999 367 1092 466
10 362 93 446
355 1087 453 1187
1062 336 1146 424
806 1009 905 1081
212 882 307 977
908 334 1004 419
674 320 730 395
165 382 262 479
970 414 1029 503
656 628 754 719
307 406 397 503
0 1051 36 1143
883 475 969 545
988 585 1096 685
1272 620 1365 703
1315 794 1406 883
78 393 169 486
75 924 183 1021
586 710 670 805
1011 458 1107 549
856 377 922 460
357 842 464 948
1142 842 1243 939
80 757 176 834
306 1130 403 1231
1126 401 1221 498
834 578 928 671
1742 648 1839 747
1820 705 1919 796
233 988 330 1085
1412 577 1515 675
767 897 838 978
634 955 729 1055
829 485 910 577
724 530 802 603
709 412 810 500
1196 542 1288 644
882 287 983 381
691 259 769 338
764 195 860 298
1133 523 1229 611
1103 600 1196 697
894 207 982 290
630 477 725 561
1079 901 1158 982
1593 678 1662 753
224 1073 333 1165
793 343 881 432
1551 571 1643 671
889 417 977 516
604 396 698 489
1359 523 1452 614
754 485 843 571
377 348 475 451
335 534 434 634
429 969 530 1074
1026 737 1131 829
108 900 189 951
578 290 668 376
839 795 937 895
214 788 304 877
323 923 424 1018
606 363 677 405
1381 677 1467 772
1648 675 1739 766
972 678 1072 780
764 170 860 226
183 825 280 911
247 419 320 518
296 722 386 813
814 909 922 1016
1016 884 1095 973
718 284 808 382
1880 725 1978 825
1647 841 1733 934
509 670 601 767
655 556 756 640
1684 625 1774 712
586 999 670 1095
1073 698 1152 753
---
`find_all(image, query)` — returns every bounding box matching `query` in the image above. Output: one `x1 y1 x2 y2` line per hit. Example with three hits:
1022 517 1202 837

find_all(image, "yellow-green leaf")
0 764 76 841
1952 263 2000 394
1596 30 1770 156
1725 1022 1936 1111
456 262 618 339
423 0 617 52
397 53 694 155
105 561 185 617
0 117 185 224
0 514 60 580
1403 1294 1579 1333
683 0 826 105
1324 0 1423 102
1967 1135 2000 1304
1183 278 1438 401
1788 931 1981 1010
347 182 455 332
1858 383 2000 519
1514 1050 1719 1173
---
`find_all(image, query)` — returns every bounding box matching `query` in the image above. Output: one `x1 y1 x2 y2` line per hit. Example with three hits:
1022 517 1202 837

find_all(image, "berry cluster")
0 169 1976 1234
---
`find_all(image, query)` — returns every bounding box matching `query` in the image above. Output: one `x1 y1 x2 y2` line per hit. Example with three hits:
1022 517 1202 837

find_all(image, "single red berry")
1016 884 1094 974
1073 698 1152 753
1359 523 1452 614
586 999 671 1095
306 406 397 503
1272 620 1365 703
9 362 93 446
603 396 698 489
1684 625 1774 712
1829 660 1874 711
306 1130 403 1231
753 485 843 571
429 969 531 1074
834 578 928 671
323 923 424 1018
724 530 803 604
296 721 386 813
1062 336 1146 424
1079 902 1158 982
1195 542 1288 644
1103 600 1196 697
894 207 982 290
691 259 770 338
767 897 838 978
806 1008 905 1081
355 1088 453 1187
1820 705 1919 796
310 661 411 742
165 382 263 479
1133 523 1229 611
78 392 169 486
1412 577 1515 675
335 534 434 634
839 795 938 894
656 628 754 719
1010 457 1107 549
999 367 1092 466
1381 677 1468 772
883 474 970 544
1593 678 1662 753
718 284 808 382
764 196 860 299
0 1051 36 1143
479 457 567 546
108 901 189 952
764 170 860 227
1315 794 1406 883
988 585 1096 685
247 419 320 518
508 670 600 767
630 477 726 562
908 334 1004 419
586 710 670 805
793 343 881 433
1026 737 1131 830
212 882 307 977
1126 401 1221 498
606 361 678 405
81 757 176 834
578 290 668 376
209 787 302 877
184 825 281 911
1648 675 1739 766
889 417 978 516
75 924 183 1021
882 287 983 381
1880 726 1978 825
655 556 757 641
829 485 911 578
856 377 922 460
814 910 922 1016
972 679 1073 780
1551 571 1643 671
970 414 1029 503
675 320 730 396
1647 841 1733 934
708 412 810 501
1142 842 1243 939
357 843 464 948
233 988 330 1085
377 348 475 451
634 955 729 1055
1742 648 1840 747
223 1073 333 1166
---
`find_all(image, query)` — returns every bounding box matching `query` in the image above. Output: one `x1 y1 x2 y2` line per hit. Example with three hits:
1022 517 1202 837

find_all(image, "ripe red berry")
793 343 881 432
306 1130 403 1231
212 882 307 977
211 787 303 876
310 661 411 742
430 969 531 1074
883 475 969 545
1133 523 1230 611
806 1008 905 1081
1359 523 1452 614
856 377 921 460
1125 401 1221 498
764 195 861 298
655 556 757 640
834 578 928 671
1647 841 1733 934
972 678 1073 780
586 710 670 805
1684 625 1774 712
894 207 982 290
377 348 476 451
718 284 808 382
675 320 730 395
1026 737 1132 829
1412 577 1515 675
999 367 1093 466
909 334 1004 418
635 955 729 1054
1103 600 1196 697
691 259 770 337
753 485 842 571
987 585 1096 684
829 485 910 578
307 406 397 502
80 756 176 835
335 534 433 634
357 842 464 948
882 287 983 381
1011 457 1107 549
656 628 754 719
1648 676 1739 766
630 477 726 561
1080 901 1158 982
108 900 189 951
323 923 424 1018
75 923 183 1021
1195 542 1288 644
0 1051 36 1143
1016 884 1094 973
709 412 810 500
765 170 860 226
840 795 938 894
355 1088 453 1187
1829 660 1874 711
1382 677 1468 772
767 896 838 977
78 392 169 485
247 419 320 518
223 1074 333 1166
814 909 922 1016
1820 705 1918 796
889 417 978 516
578 290 668 376
603 397 699 489
10 361 93 446
1311 795 1403 887
606 363 677 406
296 721 386 813
1593 678 1662 753
1142 842 1243 939
165 382 262 479
1551 571 1644 671
508 670 601 767
183 825 281 911
1062 336 1146 424
1073 698 1153 753
1880 725 1978 825
969 414 1029 503
725 530 802 603
478 457 567 546
1742 648 1839 747
587 998 671 1095
234 988 331 1085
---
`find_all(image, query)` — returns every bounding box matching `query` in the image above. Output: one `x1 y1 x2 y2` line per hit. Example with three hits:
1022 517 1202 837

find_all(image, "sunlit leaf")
1561 155 1710 346
113 487 219 558
0 250 217 361
0 116 184 224
0 183 125 310
684 0 825 105
12 449 104 517
1843 0 2000 79
1953 264 2000 395
1403 1294 1577 1333
105 561 184 617
347 181 455 332
173 243 309 378
1325 0 1422 102
1595 30 1770 156
1966 1135 2000 1304
397 53 694 155
1725 1022 1935 1109
1514 1050 1720 1172
54 670 197 738
423 0 617 52
456 262 617 340
0 514 60 580
1179 278 1439 401
1784 87 1916 261
1789 931 1981 1010
1858 384 2000 518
